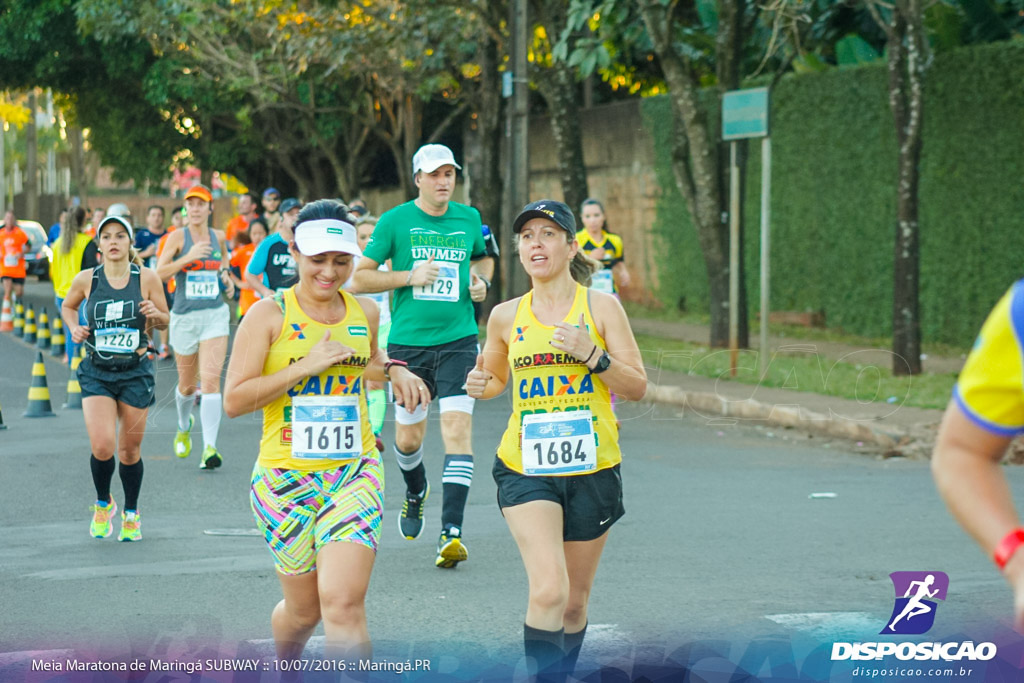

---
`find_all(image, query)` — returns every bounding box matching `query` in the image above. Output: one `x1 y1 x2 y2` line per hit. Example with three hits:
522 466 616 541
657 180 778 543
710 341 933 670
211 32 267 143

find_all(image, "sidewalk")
631 318 966 459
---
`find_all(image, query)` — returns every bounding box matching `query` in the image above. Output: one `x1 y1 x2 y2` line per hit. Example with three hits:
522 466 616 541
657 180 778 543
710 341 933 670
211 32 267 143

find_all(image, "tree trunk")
640 0 730 347
469 31 506 313
884 0 925 376
540 63 589 217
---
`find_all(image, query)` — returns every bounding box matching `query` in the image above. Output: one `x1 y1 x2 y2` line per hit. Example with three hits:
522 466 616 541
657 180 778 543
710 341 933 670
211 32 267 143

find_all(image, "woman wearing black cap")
62 215 169 542
464 200 647 680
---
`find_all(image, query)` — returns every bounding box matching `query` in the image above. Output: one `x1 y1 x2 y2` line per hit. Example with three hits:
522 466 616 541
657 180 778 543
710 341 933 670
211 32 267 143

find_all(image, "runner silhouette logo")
881 571 948 635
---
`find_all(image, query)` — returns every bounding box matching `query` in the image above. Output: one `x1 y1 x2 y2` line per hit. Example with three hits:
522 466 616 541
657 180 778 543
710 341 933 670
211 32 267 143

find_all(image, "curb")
643 383 905 451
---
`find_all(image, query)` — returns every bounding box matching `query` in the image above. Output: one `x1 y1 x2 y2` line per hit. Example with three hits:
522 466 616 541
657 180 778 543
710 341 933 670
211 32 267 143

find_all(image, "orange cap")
184 184 212 202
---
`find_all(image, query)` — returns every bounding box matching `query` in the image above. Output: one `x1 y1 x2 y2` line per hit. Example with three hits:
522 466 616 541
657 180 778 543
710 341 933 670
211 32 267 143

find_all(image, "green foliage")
641 40 1024 349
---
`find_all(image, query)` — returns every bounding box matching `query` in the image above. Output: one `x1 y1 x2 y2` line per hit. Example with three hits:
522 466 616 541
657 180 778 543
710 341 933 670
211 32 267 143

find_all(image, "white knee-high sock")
175 388 194 432
200 392 223 450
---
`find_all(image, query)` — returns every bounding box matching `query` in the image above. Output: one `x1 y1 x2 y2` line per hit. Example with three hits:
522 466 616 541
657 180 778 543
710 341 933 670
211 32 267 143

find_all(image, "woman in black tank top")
61 216 169 543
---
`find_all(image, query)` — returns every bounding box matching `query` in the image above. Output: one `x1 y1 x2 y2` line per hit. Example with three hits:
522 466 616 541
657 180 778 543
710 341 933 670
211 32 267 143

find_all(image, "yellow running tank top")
258 287 376 470
496 284 620 475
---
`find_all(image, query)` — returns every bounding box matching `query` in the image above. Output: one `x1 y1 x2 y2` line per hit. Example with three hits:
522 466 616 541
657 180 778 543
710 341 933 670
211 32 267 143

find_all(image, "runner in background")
353 143 494 569
225 192 260 249
230 216 268 320
465 199 646 681
262 188 282 232
578 198 631 424
245 198 301 299
62 215 169 542
156 185 235 470
135 205 171 359
50 206 92 364
1 209 30 304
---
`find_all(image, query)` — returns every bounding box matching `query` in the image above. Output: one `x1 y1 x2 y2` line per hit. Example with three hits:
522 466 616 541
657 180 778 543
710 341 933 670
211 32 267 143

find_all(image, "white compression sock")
200 392 223 450
175 387 194 432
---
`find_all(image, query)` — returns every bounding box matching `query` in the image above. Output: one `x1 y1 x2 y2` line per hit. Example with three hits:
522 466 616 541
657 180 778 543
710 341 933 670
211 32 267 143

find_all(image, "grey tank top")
172 226 225 315
86 263 149 365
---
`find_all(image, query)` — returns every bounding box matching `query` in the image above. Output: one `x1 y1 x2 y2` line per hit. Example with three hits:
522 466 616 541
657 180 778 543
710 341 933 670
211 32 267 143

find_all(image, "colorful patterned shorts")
250 456 384 575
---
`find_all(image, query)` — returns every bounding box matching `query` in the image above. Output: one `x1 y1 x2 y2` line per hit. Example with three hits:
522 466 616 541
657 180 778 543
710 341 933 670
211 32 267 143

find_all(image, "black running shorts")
492 456 625 542
78 355 156 409
387 334 479 401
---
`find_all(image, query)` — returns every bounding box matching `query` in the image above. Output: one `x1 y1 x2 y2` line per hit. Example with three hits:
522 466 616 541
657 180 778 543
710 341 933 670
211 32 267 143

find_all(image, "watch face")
594 351 611 373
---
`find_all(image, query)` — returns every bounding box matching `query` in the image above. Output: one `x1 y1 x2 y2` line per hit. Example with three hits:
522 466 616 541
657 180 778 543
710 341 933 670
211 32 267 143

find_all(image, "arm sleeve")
955 282 1024 436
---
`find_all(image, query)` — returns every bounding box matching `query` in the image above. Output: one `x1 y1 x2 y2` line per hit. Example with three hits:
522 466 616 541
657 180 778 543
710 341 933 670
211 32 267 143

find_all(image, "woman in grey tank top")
156 184 235 471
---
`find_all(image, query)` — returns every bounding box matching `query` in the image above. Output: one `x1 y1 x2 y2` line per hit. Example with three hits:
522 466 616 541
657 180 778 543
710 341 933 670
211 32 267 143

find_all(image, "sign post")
721 87 771 377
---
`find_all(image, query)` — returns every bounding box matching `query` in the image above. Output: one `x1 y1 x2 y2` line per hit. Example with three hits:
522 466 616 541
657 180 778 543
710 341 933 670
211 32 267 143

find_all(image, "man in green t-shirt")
354 144 494 569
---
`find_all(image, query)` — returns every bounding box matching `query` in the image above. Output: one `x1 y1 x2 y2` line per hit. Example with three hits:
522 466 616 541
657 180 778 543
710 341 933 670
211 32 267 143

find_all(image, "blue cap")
263 187 281 198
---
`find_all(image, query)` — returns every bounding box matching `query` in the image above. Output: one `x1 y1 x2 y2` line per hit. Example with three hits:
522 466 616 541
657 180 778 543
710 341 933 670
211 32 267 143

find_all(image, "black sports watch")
590 351 611 374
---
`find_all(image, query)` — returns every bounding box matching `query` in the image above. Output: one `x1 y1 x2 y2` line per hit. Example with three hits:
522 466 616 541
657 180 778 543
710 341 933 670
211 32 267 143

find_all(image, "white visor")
294 219 362 257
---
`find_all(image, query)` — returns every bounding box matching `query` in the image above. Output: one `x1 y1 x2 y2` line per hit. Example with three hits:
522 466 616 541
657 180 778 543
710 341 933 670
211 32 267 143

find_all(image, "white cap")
293 219 362 257
412 144 462 174
97 215 134 241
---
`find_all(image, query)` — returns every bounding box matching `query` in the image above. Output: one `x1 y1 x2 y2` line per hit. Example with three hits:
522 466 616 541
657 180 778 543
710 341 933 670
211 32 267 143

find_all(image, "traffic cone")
23 306 36 345
12 301 24 338
36 308 51 351
64 351 83 409
0 296 12 332
23 352 56 417
51 317 65 357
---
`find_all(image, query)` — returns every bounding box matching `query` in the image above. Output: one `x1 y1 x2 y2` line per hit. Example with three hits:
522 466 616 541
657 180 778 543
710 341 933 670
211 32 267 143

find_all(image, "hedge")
641 40 1024 347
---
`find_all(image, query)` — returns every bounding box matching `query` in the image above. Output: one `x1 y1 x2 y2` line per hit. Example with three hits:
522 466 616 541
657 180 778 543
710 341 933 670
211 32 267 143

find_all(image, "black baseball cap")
511 200 576 237
281 198 301 214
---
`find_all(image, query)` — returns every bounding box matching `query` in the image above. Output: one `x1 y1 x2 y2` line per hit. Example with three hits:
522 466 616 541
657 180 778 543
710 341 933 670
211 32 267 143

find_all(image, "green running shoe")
200 445 223 470
118 510 142 542
174 415 194 458
90 498 117 539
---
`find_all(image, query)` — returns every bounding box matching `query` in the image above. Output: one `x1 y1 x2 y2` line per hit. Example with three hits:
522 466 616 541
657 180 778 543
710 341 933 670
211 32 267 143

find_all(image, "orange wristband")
994 528 1024 570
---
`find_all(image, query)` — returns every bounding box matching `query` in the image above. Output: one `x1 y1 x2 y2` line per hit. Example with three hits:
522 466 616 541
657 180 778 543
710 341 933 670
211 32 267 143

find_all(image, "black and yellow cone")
12 301 24 338
51 317 65 357
23 352 56 417
36 308 51 351
23 305 37 345
64 351 83 409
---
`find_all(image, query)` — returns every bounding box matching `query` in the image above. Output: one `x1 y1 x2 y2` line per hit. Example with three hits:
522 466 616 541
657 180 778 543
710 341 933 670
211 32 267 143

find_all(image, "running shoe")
118 510 142 542
89 498 118 539
435 524 468 569
200 445 223 470
174 414 194 458
158 345 173 361
399 483 429 540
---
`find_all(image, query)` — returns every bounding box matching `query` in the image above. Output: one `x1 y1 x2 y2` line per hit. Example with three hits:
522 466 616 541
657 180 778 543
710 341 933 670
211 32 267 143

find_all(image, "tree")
866 0 932 376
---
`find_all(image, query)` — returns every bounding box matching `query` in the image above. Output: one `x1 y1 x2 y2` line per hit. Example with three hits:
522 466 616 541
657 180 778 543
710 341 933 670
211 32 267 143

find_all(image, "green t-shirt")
363 200 487 346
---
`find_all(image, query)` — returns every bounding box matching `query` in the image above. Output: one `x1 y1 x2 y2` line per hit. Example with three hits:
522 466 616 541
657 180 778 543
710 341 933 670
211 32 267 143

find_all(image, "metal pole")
729 141 740 377
759 136 772 377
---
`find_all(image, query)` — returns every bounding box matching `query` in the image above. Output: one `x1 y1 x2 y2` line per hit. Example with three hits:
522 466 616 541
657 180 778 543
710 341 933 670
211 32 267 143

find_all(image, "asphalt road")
2 280 1024 682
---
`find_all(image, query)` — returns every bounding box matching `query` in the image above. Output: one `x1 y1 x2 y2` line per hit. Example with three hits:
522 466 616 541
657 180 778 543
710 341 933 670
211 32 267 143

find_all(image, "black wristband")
584 345 598 364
